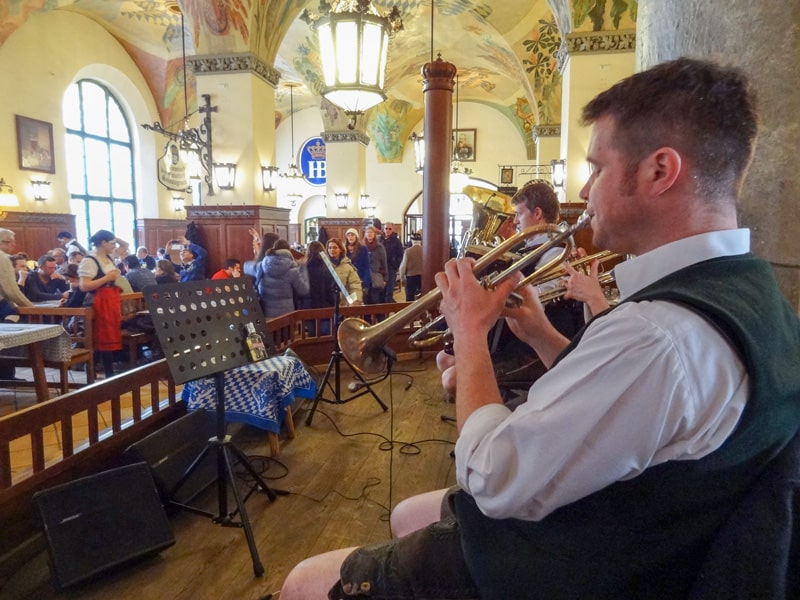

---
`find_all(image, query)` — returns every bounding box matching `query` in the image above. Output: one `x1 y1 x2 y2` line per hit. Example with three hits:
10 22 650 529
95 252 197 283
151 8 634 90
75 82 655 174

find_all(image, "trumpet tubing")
338 212 592 376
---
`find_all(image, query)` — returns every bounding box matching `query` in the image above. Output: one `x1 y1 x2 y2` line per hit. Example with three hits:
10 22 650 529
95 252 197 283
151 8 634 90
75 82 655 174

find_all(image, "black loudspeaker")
123 408 217 506
33 462 175 591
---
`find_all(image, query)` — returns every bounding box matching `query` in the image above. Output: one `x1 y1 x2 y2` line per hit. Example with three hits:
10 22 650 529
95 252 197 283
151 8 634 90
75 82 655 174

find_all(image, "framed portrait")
500 166 514 185
452 128 476 162
16 115 55 174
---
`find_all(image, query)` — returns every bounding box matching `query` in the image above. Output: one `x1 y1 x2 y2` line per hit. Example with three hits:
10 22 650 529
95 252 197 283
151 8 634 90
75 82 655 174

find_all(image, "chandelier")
302 0 404 124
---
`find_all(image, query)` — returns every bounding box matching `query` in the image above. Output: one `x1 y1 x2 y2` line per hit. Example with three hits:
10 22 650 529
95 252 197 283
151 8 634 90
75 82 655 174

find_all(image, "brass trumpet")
337 212 591 376
534 250 622 305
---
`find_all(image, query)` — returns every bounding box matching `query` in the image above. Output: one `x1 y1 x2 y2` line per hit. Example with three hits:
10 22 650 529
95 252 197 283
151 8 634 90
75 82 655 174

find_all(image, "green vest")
453 254 800 599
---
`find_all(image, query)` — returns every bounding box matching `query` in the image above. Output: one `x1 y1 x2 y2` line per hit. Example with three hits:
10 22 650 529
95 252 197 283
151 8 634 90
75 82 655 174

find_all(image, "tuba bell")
457 186 516 258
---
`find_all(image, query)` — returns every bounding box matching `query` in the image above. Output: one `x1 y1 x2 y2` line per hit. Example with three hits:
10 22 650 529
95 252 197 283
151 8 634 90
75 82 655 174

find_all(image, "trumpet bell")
338 317 389 377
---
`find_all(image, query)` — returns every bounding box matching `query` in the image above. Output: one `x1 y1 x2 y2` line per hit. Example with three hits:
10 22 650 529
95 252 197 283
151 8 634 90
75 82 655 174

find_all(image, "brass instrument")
534 250 622 305
457 185 516 258
338 212 591 376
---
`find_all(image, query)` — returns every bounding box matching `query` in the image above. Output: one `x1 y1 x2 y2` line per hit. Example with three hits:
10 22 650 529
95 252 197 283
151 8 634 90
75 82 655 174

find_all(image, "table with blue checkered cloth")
181 355 316 433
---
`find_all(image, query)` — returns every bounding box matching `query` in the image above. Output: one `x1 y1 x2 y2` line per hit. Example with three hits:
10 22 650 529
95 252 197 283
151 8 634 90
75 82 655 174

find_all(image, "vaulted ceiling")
1 1 637 145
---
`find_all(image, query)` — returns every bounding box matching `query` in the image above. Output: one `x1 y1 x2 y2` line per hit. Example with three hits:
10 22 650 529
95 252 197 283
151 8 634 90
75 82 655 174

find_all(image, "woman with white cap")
344 228 371 294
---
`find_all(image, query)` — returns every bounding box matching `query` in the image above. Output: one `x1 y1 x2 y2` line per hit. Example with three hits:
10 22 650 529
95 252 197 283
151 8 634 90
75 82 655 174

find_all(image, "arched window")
63 80 136 246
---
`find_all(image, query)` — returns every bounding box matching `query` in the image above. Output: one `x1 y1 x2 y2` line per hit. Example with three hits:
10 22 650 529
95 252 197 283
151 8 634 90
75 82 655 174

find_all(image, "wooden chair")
16 306 95 395
120 292 156 368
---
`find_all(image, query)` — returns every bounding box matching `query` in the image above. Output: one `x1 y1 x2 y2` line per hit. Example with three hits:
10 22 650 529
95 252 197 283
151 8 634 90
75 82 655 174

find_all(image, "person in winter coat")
300 241 335 335
325 238 362 306
344 228 371 292
362 226 388 305
258 239 309 319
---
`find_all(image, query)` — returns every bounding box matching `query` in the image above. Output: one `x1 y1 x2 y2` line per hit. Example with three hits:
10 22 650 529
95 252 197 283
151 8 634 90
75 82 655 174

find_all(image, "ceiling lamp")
409 132 425 174
302 0 404 124
0 178 19 207
280 85 305 183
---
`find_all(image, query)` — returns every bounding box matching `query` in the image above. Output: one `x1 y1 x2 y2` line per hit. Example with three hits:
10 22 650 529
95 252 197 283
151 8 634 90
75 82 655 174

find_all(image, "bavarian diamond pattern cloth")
182 355 316 433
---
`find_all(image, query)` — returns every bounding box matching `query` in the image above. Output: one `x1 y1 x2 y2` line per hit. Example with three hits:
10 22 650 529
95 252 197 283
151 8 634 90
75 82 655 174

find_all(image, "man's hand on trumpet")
563 259 610 318
434 257 518 429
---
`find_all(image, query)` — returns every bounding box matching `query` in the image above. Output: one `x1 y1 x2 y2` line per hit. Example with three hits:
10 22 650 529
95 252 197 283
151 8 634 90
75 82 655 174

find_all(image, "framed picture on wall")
500 166 514 185
16 115 55 174
452 128 476 162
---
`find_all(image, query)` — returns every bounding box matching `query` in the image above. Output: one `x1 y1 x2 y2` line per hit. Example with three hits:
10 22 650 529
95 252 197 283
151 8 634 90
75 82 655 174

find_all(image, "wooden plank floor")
0 353 458 600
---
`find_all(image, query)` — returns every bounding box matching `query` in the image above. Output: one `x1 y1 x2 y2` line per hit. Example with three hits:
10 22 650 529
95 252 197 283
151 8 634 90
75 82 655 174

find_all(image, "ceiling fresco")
2 0 637 160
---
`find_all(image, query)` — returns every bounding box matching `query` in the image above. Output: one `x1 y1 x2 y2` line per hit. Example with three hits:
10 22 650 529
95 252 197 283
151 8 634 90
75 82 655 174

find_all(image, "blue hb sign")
299 136 327 187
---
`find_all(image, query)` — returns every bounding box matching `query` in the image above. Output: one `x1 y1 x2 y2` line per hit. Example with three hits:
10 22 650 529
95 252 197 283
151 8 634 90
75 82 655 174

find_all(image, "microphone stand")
305 279 390 426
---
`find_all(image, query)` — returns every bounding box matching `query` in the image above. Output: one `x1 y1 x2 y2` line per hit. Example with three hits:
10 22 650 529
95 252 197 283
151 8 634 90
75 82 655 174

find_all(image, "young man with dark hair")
281 58 800 599
211 258 242 280
23 254 69 303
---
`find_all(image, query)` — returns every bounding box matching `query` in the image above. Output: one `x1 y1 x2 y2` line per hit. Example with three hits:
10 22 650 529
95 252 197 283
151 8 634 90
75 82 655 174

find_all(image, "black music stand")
305 280 390 426
142 279 280 577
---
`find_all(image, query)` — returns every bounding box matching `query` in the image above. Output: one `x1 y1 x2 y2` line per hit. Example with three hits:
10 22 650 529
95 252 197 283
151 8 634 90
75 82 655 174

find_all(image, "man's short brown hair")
511 181 560 224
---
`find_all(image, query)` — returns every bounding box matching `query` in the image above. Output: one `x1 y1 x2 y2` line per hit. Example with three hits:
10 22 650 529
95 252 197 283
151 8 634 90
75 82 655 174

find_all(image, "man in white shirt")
282 58 800 600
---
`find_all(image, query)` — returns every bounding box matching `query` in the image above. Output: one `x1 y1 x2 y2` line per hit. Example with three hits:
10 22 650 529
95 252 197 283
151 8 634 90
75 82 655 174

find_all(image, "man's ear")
643 147 682 197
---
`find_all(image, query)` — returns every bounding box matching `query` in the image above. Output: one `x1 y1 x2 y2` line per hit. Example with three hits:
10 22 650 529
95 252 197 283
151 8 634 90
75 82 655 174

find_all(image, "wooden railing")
0 301 434 569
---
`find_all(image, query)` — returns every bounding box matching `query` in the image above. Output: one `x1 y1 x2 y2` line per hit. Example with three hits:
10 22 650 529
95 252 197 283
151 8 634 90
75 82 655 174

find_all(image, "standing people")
325 238 362 306
0 231 33 379
398 232 422 301
244 229 279 281
344 228 371 294
281 58 800 599
78 230 127 378
56 231 88 257
300 241 335 335
362 226 388 305
176 235 207 282
258 240 309 319
382 222 404 302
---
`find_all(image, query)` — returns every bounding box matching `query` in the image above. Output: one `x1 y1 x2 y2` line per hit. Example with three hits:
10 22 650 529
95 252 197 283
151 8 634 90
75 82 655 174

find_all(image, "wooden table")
0 323 70 403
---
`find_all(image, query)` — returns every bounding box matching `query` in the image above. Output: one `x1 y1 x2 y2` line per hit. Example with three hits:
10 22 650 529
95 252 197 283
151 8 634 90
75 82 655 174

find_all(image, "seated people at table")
122 254 157 292
66 249 85 266
23 254 70 303
11 254 29 296
177 235 208 282
155 259 179 284
136 246 156 271
49 247 67 267
258 240 309 319
61 264 87 307
325 238 362 306
211 258 242 280
281 58 800 599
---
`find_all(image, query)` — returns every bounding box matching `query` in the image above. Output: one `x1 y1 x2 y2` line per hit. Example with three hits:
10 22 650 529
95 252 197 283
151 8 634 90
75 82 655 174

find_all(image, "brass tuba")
337 212 591 376
457 186 516 258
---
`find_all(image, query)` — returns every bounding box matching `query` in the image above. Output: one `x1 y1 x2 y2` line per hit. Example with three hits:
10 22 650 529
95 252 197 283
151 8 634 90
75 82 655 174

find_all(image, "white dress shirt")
456 229 751 521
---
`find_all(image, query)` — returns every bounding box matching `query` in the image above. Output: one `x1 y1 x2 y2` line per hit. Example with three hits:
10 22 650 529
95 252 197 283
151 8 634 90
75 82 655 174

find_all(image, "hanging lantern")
302 1 403 117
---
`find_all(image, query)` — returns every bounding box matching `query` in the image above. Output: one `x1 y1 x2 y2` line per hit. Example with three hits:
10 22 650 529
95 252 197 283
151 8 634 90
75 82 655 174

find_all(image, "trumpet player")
282 58 800 599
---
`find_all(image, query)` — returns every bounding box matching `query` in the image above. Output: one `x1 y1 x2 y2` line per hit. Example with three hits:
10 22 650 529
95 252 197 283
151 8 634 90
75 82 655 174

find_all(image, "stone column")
637 0 800 310
187 53 280 206
421 56 457 293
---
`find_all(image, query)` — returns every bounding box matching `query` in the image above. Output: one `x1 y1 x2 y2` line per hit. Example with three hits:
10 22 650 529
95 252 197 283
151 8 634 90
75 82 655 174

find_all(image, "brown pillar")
421 56 457 293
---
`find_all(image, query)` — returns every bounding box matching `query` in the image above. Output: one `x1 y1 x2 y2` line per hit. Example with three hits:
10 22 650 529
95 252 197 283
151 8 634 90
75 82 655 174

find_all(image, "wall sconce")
359 193 370 210
31 180 51 201
212 162 237 190
0 178 19 207
335 192 349 209
409 132 425 174
262 165 279 192
173 196 186 213
550 159 566 189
